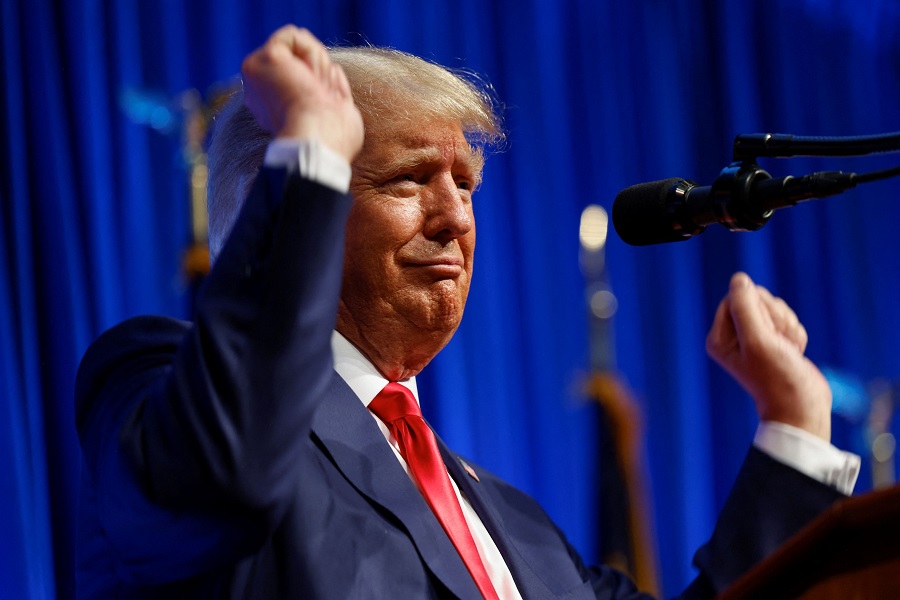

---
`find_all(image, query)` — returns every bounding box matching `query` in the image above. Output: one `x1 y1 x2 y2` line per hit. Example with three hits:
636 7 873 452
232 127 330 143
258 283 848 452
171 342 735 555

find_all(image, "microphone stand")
701 131 900 234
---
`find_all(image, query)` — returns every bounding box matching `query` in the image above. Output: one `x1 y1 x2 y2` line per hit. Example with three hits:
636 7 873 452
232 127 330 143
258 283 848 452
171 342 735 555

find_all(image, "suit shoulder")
78 315 191 371
75 316 191 429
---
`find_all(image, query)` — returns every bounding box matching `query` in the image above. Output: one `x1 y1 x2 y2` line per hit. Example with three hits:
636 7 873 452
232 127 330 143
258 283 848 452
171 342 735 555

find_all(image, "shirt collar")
331 330 419 408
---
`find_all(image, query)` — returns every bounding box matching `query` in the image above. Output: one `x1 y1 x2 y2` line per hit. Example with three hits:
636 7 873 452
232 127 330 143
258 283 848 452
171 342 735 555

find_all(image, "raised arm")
680 272 846 597
76 27 362 583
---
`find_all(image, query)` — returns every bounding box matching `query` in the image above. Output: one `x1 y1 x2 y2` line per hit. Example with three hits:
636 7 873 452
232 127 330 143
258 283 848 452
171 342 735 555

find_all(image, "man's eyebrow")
381 148 443 173
467 150 485 186
381 146 483 178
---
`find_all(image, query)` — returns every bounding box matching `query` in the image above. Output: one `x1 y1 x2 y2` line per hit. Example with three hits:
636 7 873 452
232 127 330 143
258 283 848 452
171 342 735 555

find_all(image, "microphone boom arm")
733 131 900 161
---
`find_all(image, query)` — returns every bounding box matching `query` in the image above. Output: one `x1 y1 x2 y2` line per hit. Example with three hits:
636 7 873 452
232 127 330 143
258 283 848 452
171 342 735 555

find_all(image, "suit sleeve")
680 447 845 597
75 168 352 583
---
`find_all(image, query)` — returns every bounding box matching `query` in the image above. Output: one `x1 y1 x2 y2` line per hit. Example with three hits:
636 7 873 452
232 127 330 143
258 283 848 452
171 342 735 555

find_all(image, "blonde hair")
207 45 504 262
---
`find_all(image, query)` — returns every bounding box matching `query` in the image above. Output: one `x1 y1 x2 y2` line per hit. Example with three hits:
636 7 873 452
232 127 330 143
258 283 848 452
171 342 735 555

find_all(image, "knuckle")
258 44 282 62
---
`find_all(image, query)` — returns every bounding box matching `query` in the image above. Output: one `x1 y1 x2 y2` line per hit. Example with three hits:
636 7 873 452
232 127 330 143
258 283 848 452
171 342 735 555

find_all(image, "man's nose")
423 174 473 243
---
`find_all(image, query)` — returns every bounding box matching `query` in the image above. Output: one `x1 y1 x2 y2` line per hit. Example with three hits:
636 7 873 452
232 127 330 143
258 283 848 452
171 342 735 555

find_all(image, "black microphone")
612 161 859 246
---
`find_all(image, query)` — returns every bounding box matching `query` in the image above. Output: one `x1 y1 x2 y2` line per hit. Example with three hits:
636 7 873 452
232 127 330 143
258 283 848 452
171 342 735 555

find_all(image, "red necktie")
369 382 500 600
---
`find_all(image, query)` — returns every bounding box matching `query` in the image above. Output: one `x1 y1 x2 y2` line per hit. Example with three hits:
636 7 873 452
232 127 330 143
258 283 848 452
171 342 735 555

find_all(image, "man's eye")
383 174 416 187
458 181 471 191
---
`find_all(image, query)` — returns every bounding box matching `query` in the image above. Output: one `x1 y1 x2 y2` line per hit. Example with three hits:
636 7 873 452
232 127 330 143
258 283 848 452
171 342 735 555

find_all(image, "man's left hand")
706 272 832 442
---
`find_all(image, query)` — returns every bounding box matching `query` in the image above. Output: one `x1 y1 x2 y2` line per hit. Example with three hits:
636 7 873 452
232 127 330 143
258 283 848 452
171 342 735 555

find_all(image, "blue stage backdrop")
2 0 899 598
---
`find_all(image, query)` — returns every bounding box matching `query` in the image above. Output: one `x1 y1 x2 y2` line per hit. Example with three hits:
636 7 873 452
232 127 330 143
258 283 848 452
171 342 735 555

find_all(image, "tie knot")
369 382 422 423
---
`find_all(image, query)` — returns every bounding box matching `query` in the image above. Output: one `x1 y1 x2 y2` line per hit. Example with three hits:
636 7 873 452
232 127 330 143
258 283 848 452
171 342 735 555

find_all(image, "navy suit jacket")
75 168 844 599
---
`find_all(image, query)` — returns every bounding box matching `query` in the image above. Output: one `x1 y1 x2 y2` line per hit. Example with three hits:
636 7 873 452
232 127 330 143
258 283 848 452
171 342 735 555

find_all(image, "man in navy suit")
75 25 859 598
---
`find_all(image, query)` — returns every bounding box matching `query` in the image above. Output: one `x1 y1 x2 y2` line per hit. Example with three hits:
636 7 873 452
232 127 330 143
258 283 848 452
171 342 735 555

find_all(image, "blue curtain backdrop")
3 0 899 597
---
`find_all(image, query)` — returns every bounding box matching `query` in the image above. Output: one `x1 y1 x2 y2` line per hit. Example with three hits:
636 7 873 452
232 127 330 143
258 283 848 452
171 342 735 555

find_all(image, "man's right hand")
241 25 364 163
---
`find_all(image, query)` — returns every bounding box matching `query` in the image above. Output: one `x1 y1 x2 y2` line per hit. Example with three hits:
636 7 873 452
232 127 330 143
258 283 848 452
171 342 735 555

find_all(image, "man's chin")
406 288 467 333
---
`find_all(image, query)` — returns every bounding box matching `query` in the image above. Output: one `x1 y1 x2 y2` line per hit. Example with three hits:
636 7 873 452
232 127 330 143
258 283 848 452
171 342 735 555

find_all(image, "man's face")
340 117 481 342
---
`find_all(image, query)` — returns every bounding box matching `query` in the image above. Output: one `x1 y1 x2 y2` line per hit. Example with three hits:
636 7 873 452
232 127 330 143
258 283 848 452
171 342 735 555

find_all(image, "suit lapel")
310 374 482 599
437 437 565 600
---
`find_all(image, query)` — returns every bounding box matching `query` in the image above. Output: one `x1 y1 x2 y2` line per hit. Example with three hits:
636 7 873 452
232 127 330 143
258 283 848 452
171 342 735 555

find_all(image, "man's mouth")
405 256 464 277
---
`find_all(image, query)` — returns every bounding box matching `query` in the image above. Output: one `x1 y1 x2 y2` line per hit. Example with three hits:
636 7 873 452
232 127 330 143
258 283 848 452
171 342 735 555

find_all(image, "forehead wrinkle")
380 139 482 178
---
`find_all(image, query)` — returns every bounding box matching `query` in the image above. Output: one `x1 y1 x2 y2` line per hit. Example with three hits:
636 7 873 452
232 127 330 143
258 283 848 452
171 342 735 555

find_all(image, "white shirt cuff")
263 138 351 193
754 421 860 495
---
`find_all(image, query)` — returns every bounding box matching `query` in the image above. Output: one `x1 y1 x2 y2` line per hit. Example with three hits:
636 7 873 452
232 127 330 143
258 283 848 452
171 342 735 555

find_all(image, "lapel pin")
458 457 480 482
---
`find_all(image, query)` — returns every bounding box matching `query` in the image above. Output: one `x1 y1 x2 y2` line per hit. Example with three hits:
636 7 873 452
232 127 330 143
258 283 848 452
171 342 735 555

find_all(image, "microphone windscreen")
612 178 694 246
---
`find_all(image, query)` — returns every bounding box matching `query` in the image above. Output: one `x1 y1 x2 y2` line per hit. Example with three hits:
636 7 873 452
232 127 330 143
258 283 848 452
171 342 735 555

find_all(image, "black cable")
853 164 900 185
